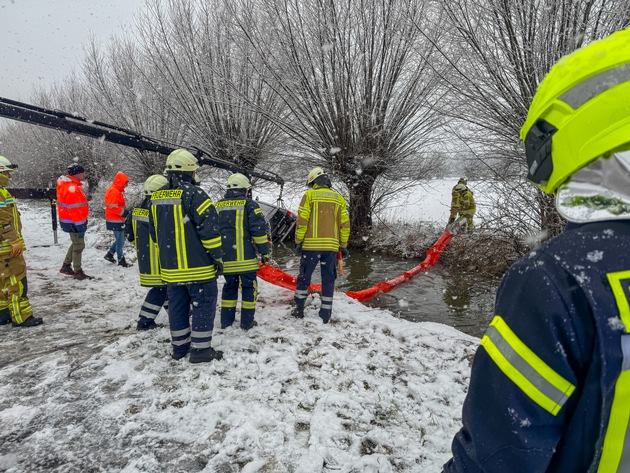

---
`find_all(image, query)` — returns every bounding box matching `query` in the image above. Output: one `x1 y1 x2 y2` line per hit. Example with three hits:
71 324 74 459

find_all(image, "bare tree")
433 0 630 236
230 0 447 242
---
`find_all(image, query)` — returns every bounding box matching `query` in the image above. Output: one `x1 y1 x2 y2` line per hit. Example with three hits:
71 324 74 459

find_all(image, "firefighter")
125 174 169 331
0 156 43 327
447 176 475 232
444 28 630 472
57 163 94 280
149 149 224 363
292 167 350 323
104 171 131 267
216 173 269 330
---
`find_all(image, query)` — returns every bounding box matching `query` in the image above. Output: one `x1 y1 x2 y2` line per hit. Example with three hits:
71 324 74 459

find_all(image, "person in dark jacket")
149 149 224 363
125 174 168 331
216 173 269 330
104 171 131 267
444 28 630 472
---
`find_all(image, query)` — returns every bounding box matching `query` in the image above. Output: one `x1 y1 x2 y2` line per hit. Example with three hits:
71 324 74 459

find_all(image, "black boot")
118 258 132 268
0 310 10 326
74 269 95 280
59 263 74 275
104 251 115 263
172 342 190 360
291 306 304 319
137 317 157 331
189 347 224 363
241 320 258 331
12 316 43 327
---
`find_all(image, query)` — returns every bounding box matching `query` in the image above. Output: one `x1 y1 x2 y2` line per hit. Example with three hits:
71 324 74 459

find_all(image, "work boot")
137 317 157 331
291 306 304 319
59 263 74 276
12 316 43 327
171 342 191 360
118 258 132 268
189 347 224 364
104 251 116 263
241 320 258 331
73 269 95 280
0 311 10 326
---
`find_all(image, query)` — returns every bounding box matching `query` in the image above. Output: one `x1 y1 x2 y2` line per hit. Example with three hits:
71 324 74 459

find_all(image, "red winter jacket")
57 175 89 233
104 172 129 230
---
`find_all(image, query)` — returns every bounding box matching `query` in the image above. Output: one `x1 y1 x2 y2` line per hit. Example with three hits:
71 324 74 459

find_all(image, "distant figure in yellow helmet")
292 167 350 323
447 176 475 232
444 28 630 472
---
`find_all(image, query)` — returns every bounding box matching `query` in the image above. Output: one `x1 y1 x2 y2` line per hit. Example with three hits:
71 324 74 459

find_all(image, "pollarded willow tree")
231 0 448 241
132 0 286 174
433 0 630 237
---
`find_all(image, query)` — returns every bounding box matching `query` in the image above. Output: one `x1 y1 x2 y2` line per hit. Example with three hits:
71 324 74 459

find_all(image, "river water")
270 246 499 338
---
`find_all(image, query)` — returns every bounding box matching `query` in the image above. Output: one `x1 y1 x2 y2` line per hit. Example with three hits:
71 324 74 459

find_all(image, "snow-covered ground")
0 186 481 472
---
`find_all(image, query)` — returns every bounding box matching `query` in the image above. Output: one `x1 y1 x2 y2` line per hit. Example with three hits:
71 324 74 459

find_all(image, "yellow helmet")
143 174 168 194
164 149 199 173
226 173 252 189
0 156 17 173
521 28 630 194
307 167 325 186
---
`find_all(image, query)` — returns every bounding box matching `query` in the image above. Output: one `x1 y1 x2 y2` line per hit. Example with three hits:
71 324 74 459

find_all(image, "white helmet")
307 167 325 186
226 173 252 189
0 156 17 173
164 149 199 172
143 174 168 194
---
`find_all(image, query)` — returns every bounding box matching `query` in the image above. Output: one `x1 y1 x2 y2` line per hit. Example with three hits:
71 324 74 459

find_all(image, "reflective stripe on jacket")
217 189 269 274
56 175 88 233
104 171 129 230
125 196 162 287
445 220 630 473
295 184 350 251
148 176 222 284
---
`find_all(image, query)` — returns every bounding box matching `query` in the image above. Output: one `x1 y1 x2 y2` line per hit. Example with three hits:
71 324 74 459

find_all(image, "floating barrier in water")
257 228 455 302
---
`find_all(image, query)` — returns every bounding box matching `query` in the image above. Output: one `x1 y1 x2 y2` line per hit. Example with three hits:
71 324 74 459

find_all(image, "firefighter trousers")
167 280 217 352
0 275 33 324
220 272 258 329
294 250 337 322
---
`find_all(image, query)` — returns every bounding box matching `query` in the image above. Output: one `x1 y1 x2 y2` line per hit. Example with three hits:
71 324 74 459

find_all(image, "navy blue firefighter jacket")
444 220 630 472
148 173 222 284
125 196 163 287
216 188 269 274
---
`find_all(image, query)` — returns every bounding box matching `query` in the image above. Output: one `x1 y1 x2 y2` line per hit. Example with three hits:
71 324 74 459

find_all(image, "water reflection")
269 245 497 338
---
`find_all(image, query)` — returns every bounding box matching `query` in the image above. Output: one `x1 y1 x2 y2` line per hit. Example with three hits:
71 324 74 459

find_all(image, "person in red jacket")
103 171 131 267
57 163 93 280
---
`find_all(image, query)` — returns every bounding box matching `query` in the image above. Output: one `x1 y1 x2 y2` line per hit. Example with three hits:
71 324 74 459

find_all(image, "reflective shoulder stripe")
196 199 214 215
607 270 630 331
480 315 575 416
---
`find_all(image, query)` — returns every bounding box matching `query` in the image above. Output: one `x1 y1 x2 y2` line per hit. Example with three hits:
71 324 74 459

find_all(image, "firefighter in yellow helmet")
0 156 42 327
445 28 630 472
292 167 350 323
447 176 475 232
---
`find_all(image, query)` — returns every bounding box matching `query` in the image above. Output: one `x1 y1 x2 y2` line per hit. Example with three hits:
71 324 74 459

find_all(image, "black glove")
339 247 349 258
213 259 224 275
261 254 270 265
295 242 303 253
126 234 134 243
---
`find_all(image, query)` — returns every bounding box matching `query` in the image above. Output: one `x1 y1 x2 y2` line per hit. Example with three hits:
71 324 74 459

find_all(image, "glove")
339 247 349 259
9 240 25 257
261 254 270 265
295 242 303 253
126 234 134 243
213 259 224 275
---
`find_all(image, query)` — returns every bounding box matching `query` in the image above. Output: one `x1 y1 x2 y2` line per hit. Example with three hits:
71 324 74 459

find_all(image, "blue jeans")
108 230 126 261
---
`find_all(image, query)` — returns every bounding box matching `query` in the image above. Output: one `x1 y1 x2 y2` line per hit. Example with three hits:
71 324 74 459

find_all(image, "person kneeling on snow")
125 174 169 331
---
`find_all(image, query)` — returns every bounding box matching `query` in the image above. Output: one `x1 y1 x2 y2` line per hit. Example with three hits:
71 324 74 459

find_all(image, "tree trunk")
346 173 376 248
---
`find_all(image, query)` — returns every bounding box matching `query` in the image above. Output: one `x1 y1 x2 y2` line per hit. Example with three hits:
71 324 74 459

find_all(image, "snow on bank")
0 201 478 473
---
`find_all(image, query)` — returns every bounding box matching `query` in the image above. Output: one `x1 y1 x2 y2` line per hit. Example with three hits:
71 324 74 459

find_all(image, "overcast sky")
0 0 144 101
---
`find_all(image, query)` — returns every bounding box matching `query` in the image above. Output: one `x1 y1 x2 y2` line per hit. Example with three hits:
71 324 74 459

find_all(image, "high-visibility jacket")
56 175 89 233
125 196 162 287
0 187 26 280
445 220 630 473
295 184 350 251
449 183 476 218
216 188 269 274
148 174 222 284
104 171 129 231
